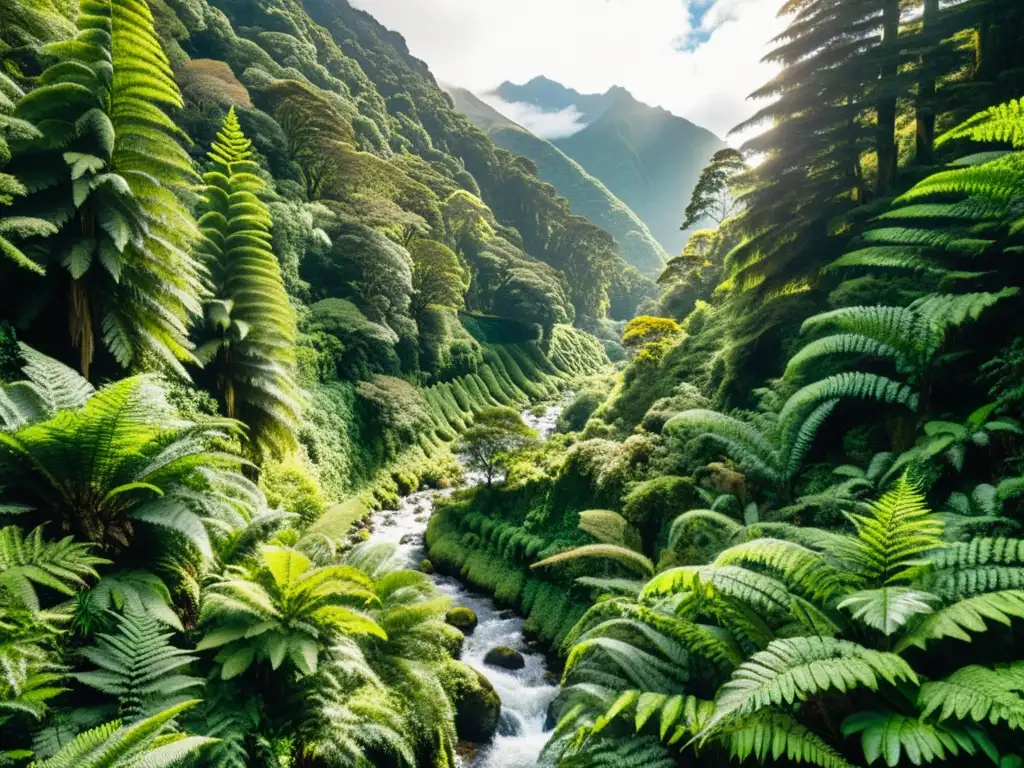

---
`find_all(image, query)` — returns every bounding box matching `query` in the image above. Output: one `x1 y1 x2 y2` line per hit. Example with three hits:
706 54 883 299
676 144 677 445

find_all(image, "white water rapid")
366 405 563 768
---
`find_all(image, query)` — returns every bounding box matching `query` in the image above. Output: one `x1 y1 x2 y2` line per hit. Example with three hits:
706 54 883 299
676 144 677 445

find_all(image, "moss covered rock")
445 606 478 635
419 559 435 575
483 645 525 671
440 661 501 743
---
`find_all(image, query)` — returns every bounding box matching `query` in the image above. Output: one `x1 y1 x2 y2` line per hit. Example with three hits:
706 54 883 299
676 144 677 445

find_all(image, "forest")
0 0 1023 767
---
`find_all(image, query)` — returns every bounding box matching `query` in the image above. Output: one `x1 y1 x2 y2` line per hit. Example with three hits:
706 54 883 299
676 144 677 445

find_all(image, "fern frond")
895 590 1024 651
730 709 856 767
0 526 106 610
837 588 938 635
834 475 943 584
664 410 781 482
532 544 655 577
918 662 1024 729
937 98 1024 149
712 538 851 602
704 637 917 735
841 710 987 767
577 510 644 550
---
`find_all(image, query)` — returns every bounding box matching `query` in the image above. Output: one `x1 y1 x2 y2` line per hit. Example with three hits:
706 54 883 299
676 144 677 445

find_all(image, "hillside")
447 86 667 274
495 77 727 254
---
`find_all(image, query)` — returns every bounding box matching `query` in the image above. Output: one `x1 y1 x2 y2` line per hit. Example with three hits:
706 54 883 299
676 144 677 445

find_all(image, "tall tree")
194 108 300 458
681 148 746 230
6 0 202 379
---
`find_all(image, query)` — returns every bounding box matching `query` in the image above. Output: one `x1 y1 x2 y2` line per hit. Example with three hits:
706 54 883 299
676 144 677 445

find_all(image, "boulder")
419 559 435 575
484 645 525 671
445 606 478 635
441 661 501 743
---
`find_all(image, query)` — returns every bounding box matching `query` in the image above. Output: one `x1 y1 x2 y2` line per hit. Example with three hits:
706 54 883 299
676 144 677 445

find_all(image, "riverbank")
365 405 566 768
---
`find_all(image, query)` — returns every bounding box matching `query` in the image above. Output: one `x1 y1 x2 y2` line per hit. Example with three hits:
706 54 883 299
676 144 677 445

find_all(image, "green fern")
835 475 944 585
73 609 203 719
937 98 1024 150
0 526 105 610
0 72 51 275
193 108 299 458
532 544 655 577
703 637 917 735
841 710 992 767
8 0 202 377
731 709 856 768
895 590 1024 651
27 700 214 768
198 546 384 680
0 375 253 559
0 344 94 431
918 662 1024 729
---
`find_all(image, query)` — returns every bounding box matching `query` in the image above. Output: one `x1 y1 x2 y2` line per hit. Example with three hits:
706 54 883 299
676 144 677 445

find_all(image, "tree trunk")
876 0 901 195
70 279 93 380
915 0 939 165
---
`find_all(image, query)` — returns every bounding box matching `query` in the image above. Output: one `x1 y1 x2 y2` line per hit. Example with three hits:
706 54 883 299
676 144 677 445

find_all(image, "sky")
347 0 785 144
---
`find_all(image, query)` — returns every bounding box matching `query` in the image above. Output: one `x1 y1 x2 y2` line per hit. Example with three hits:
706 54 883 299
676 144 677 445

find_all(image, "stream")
367 404 563 768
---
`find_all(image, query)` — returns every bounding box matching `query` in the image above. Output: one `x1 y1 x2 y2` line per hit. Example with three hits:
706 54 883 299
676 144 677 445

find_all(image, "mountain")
493 78 727 255
495 75 620 123
447 86 667 274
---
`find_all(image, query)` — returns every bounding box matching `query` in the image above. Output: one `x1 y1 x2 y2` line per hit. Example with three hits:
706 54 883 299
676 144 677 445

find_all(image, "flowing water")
367 405 563 768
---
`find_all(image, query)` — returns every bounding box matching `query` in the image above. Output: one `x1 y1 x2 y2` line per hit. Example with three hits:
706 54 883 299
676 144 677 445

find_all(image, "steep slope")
496 78 727 254
447 86 667 274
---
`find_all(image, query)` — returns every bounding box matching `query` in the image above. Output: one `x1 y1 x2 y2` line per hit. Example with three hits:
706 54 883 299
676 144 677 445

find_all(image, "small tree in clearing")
456 407 537 487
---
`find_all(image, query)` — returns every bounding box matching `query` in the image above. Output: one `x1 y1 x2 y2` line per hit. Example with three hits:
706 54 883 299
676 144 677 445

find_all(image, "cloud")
348 0 785 144
481 96 589 139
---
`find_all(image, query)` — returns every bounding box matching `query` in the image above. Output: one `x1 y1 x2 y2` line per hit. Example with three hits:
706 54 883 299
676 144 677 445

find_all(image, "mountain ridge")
490 77 727 253
446 85 668 274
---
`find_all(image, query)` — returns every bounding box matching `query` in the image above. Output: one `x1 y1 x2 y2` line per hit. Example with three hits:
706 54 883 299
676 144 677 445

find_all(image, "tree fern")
73 609 203 719
0 375 255 558
8 0 202 377
197 546 384 680
193 108 299 458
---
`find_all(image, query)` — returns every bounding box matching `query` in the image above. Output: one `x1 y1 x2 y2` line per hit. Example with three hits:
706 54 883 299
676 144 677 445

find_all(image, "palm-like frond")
194 108 299 458
9 0 202 376
198 545 384 680
0 375 250 558
0 526 105 610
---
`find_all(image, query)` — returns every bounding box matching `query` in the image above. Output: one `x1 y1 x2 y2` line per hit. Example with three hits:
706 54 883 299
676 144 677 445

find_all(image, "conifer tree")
194 108 300 458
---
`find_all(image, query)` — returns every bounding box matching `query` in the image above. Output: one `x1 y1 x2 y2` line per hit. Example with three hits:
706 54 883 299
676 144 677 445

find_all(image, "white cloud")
481 96 588 139
347 0 785 145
